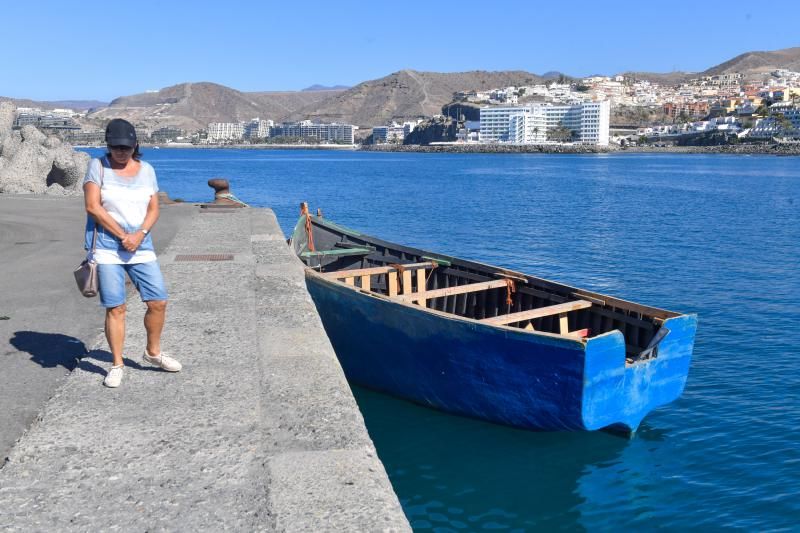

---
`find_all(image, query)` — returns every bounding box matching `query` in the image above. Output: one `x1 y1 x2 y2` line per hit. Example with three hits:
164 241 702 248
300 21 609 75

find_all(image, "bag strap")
88 157 104 254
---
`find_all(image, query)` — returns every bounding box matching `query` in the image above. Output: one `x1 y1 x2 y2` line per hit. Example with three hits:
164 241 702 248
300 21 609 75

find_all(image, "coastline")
360 143 800 156
72 143 358 151
71 142 800 156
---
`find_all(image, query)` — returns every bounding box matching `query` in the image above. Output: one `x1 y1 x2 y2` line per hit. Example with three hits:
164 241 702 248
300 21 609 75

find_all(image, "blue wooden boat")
290 207 697 434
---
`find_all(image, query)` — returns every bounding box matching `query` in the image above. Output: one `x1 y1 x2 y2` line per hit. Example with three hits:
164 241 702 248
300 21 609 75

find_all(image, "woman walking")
83 118 181 387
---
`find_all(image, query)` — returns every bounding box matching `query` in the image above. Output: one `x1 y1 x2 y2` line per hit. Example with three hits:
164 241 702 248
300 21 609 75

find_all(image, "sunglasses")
109 145 134 151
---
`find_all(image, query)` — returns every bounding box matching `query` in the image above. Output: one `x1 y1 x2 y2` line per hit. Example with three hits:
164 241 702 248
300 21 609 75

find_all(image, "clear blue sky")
3 0 799 102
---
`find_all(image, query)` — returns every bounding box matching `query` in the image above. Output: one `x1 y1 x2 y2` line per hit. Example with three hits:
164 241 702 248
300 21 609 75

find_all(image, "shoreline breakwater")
0 102 89 195
361 142 800 156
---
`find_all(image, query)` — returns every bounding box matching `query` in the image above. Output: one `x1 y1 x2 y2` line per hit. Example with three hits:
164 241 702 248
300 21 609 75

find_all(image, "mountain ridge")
700 47 800 77
285 69 546 126
3 46 799 130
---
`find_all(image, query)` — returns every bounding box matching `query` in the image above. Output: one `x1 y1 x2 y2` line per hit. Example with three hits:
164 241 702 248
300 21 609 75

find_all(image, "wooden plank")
344 277 354 286
415 269 426 306
481 300 593 326
387 271 398 297
320 262 433 280
394 279 508 303
559 313 569 334
360 275 370 292
401 270 412 295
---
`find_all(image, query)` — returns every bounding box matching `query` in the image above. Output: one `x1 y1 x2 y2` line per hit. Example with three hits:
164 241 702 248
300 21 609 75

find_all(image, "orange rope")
425 260 439 284
504 278 516 306
300 203 315 252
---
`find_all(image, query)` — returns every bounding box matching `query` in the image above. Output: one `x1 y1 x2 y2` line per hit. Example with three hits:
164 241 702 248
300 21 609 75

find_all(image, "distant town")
10 68 800 148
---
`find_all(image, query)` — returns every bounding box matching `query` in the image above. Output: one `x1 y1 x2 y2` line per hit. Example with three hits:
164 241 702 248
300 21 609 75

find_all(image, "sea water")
84 148 800 530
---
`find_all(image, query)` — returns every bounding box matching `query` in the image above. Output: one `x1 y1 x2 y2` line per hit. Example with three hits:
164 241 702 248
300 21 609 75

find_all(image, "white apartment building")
270 121 356 144
479 101 610 146
373 124 406 143
244 118 273 140
547 83 573 101
757 101 800 138
207 122 245 142
373 121 418 143
592 80 625 104
507 107 547 144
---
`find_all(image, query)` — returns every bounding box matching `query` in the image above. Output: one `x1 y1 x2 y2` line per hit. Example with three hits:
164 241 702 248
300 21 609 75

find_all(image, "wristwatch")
141 228 150 236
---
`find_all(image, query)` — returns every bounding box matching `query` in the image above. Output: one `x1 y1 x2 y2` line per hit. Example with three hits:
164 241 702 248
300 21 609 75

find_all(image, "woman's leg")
97 264 127 367
126 261 169 357
105 304 126 366
144 300 166 356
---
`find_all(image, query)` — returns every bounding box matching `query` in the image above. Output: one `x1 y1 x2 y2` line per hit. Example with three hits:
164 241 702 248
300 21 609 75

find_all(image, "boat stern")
581 314 697 433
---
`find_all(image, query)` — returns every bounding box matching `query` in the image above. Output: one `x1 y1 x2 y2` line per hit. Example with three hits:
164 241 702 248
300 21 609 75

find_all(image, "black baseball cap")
105 118 137 147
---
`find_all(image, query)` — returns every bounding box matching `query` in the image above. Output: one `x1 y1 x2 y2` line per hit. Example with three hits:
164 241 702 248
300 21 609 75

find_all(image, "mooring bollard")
207 178 248 207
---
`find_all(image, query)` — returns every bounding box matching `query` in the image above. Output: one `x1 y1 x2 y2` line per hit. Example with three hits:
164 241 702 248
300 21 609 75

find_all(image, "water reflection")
353 386 630 531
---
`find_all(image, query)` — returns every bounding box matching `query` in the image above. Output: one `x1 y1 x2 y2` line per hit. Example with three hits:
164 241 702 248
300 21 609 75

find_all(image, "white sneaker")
143 350 182 372
104 365 124 388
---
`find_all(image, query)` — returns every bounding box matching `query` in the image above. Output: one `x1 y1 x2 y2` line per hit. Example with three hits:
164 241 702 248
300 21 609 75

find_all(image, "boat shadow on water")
353 385 657 530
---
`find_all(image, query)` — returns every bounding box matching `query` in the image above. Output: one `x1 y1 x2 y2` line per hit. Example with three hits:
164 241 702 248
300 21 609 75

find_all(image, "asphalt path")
0 195 195 462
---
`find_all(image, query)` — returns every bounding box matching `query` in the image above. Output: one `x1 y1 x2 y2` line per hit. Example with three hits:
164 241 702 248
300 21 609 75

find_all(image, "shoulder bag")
73 158 103 297
74 228 98 297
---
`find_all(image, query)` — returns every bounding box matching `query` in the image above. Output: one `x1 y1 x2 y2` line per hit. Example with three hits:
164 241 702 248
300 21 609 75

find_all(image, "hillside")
701 47 800 78
86 82 341 131
286 69 546 126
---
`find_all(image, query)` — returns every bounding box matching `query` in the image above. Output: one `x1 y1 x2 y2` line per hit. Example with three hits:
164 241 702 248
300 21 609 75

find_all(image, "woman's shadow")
10 331 156 376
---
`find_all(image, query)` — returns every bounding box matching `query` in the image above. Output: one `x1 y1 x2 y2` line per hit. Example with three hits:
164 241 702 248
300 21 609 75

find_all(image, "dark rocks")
623 143 800 155
362 143 613 154
0 102 90 195
362 141 800 156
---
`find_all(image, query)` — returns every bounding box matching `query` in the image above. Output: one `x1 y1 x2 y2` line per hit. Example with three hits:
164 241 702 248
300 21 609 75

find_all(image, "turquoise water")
85 148 800 529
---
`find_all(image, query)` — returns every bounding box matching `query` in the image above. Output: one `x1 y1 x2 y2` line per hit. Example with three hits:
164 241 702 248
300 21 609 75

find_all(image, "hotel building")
479 101 610 146
244 118 273 140
207 122 245 142
270 121 355 144
372 122 417 144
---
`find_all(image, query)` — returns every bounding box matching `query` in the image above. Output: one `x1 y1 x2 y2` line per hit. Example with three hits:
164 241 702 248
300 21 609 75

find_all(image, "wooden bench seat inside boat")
482 299 593 336
393 279 508 302
482 300 592 326
320 262 434 280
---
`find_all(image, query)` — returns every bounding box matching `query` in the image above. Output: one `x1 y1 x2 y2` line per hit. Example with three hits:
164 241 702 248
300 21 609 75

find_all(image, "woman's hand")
121 232 144 252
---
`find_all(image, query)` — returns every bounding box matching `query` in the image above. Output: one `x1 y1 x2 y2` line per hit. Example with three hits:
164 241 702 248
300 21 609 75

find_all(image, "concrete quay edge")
0 205 410 532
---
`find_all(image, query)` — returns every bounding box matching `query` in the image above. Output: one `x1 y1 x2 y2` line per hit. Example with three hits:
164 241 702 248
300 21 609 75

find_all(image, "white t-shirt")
83 157 159 264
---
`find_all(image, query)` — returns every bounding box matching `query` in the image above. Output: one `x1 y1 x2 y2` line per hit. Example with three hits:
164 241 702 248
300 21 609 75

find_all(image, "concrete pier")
0 202 410 531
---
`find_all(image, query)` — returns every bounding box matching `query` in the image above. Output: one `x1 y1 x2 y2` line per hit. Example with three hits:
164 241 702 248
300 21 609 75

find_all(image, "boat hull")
306 272 697 432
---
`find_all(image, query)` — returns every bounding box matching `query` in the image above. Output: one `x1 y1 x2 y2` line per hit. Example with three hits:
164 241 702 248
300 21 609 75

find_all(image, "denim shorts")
97 261 168 308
